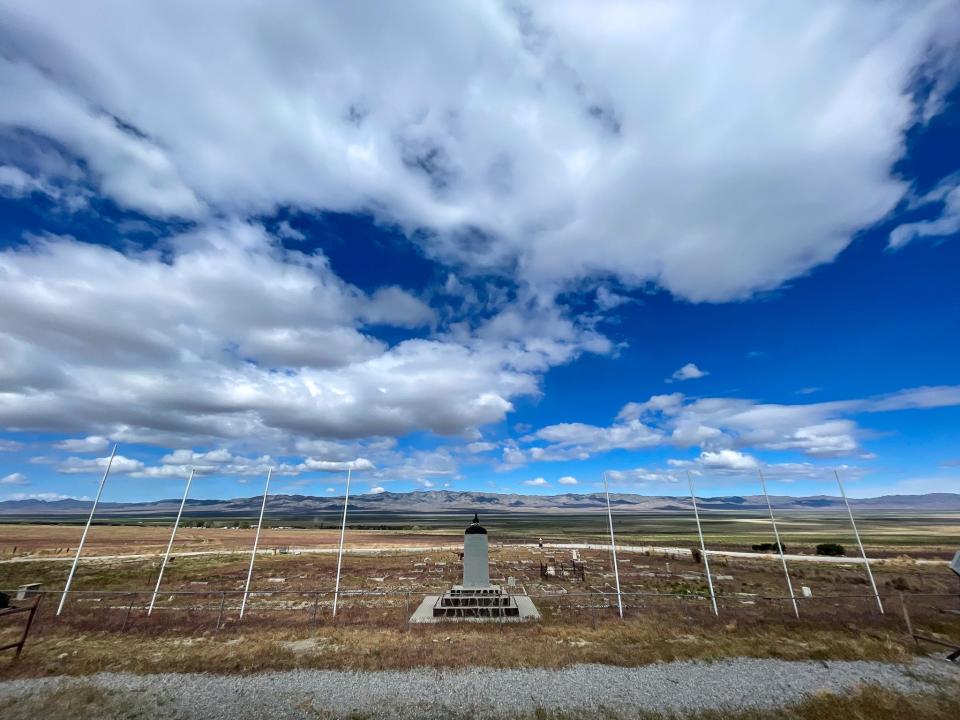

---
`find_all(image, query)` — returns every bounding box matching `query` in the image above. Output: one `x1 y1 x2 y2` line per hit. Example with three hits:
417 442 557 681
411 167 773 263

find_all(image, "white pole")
602 471 623 619
835 469 884 614
332 466 353 617
239 467 272 620
148 467 195 616
57 444 118 616
687 472 718 616
758 468 799 618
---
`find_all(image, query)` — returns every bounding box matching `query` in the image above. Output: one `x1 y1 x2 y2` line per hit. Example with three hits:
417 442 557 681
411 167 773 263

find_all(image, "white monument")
463 512 490 588
409 513 540 622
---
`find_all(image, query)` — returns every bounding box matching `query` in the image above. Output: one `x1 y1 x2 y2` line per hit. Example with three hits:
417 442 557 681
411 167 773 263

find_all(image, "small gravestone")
16 583 42 601
951 552 960 616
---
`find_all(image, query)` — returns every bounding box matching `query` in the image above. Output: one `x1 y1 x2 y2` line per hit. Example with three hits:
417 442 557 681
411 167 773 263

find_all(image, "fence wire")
5 587 957 639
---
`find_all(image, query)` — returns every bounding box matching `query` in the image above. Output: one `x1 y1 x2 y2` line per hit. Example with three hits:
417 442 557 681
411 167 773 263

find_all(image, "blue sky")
0 1 958 503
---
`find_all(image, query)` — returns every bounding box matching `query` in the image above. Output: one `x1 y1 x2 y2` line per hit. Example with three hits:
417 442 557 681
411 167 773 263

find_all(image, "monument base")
408 585 540 623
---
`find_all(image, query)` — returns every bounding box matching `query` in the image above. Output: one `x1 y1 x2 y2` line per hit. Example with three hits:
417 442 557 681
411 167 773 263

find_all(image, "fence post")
14 595 42 659
312 592 321 625
899 592 918 646
591 592 597 629
121 592 135 632
25 591 44 638
404 592 410 630
215 591 226 632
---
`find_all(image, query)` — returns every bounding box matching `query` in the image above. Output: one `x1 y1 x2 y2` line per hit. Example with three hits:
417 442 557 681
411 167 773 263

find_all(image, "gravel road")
1 658 956 719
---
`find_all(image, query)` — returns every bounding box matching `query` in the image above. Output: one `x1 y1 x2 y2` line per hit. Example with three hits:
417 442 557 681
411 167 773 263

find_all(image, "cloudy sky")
1 1 958 503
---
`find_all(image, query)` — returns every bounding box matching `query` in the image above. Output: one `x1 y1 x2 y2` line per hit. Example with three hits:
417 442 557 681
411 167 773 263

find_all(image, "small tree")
816 543 845 556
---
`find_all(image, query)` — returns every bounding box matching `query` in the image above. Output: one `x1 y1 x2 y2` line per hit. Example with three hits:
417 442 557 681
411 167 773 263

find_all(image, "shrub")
751 542 786 553
816 543 845 556
888 576 911 592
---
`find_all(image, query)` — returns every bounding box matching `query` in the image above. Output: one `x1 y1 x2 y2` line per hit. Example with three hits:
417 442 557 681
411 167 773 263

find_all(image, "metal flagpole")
57 444 118 616
602 471 624 619
332 466 353 617
239 467 272 620
148 467 195 615
758 468 799 618
835 469 884 614
687 472 718 616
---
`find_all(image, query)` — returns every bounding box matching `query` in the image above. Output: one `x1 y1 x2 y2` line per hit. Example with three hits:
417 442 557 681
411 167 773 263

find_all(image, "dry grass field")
0 522 957 720
0 519 957 680
0 524 461 558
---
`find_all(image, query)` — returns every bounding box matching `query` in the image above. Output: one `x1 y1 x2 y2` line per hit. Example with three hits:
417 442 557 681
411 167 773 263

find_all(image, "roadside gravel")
0 657 956 719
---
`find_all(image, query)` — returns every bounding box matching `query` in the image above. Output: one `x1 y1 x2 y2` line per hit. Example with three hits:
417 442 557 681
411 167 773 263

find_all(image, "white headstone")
950 550 960 577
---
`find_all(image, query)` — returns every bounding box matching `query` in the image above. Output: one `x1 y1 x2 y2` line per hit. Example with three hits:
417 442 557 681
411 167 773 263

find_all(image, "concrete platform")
408 594 541 623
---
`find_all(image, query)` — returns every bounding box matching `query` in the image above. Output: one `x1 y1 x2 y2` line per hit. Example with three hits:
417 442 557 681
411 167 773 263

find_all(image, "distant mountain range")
1 490 958 516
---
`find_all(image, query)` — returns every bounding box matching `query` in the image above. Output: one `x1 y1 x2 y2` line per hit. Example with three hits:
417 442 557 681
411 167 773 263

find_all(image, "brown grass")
0 523 459 558
524 684 960 719
658 684 960 720
2 531 956 681
0 610 927 680
0 685 162 720
4 538 959 601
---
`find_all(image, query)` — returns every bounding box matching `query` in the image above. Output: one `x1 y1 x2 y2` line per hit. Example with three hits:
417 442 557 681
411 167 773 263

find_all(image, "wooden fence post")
215 591 226 632
899 592 918 645
121 592 135 632
15 595 41 658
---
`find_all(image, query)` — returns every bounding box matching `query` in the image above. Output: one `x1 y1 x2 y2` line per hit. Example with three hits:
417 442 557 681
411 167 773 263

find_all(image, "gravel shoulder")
0 657 957 719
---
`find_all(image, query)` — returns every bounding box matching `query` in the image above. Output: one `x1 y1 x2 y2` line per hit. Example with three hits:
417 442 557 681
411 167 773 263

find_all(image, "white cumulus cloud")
0 1 954 302
54 436 110 453
0 225 607 448
509 385 960 467
668 363 709 383
698 450 759 472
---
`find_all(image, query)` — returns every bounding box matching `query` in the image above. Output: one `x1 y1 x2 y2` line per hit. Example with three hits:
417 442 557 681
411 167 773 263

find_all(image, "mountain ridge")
1 490 957 516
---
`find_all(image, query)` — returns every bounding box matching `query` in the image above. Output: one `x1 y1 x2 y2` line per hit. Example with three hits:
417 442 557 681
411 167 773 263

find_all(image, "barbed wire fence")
6 587 958 639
